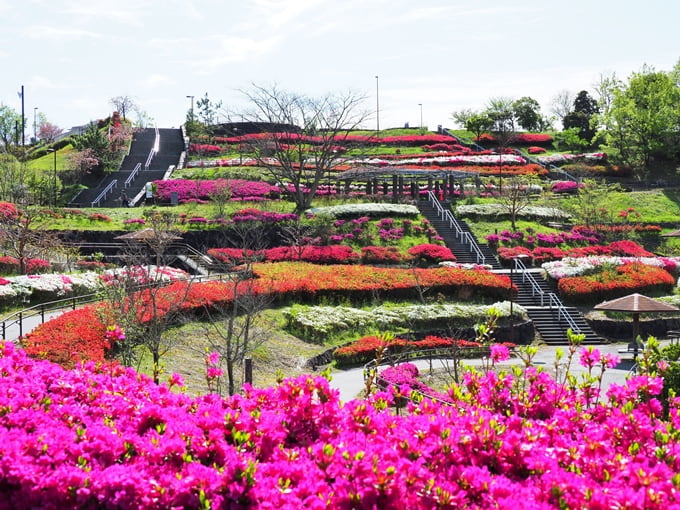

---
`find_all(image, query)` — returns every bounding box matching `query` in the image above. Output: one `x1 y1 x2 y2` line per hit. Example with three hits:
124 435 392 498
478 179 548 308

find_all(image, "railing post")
18 312 22 339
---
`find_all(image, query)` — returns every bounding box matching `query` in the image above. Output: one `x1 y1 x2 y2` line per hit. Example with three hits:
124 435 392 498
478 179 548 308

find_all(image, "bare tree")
201 221 275 395
0 204 61 273
550 90 575 124
241 84 370 213
109 95 137 121
496 175 538 231
102 210 192 383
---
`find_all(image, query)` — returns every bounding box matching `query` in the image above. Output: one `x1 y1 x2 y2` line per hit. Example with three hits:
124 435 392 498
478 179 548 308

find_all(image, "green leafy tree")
485 97 517 193
465 113 494 142
512 96 542 131
451 108 474 129
563 90 599 144
602 66 680 178
0 104 22 151
554 127 591 153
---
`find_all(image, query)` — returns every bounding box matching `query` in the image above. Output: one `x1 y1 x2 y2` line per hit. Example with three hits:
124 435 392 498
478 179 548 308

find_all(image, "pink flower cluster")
153 179 281 202
1 339 678 508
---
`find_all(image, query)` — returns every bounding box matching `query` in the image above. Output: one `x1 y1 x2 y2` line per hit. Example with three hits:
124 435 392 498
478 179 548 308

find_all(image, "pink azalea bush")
0 339 678 508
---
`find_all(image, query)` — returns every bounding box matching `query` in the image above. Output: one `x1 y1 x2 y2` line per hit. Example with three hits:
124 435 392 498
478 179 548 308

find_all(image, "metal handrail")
91 179 118 207
427 191 485 264
513 257 581 334
1 270 233 341
125 163 142 188
144 148 155 170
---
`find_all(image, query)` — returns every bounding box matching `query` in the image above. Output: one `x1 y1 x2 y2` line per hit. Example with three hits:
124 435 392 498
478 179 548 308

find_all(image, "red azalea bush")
0 256 51 275
264 245 360 264
407 243 456 265
360 246 406 265
474 133 554 146
497 246 534 265
527 146 547 154
333 334 491 366
557 263 675 303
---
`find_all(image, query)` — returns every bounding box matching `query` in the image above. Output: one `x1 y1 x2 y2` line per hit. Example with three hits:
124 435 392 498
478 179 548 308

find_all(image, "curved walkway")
327 341 657 402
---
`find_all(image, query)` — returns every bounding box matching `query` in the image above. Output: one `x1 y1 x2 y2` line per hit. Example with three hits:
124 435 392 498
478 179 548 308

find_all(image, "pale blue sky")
2 0 678 134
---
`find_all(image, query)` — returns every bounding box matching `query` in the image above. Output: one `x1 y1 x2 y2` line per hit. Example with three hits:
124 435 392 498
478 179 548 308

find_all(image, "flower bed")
457 203 572 222
307 203 420 219
543 256 680 280
557 263 675 303
25 263 512 365
334 333 515 366
284 301 521 344
2 339 677 508
153 179 281 202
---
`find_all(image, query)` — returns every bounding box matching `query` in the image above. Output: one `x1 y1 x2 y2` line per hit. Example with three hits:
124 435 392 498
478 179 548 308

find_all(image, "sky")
1 0 679 137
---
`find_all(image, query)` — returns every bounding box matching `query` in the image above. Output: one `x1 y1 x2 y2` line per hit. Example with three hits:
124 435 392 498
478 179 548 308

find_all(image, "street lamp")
186 95 194 122
375 75 379 137
47 148 57 208
33 107 38 142
418 103 423 133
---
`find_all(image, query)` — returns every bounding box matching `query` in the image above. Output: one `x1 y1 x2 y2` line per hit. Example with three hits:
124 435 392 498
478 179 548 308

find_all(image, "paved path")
1 309 67 342
327 341 661 402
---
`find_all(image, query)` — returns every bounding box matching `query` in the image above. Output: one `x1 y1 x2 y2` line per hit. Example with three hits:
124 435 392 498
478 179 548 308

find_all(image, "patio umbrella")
594 293 680 358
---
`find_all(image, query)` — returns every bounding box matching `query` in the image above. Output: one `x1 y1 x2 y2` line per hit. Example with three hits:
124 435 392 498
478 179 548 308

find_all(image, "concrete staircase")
418 196 605 345
69 128 184 208
418 199 501 269
509 269 604 345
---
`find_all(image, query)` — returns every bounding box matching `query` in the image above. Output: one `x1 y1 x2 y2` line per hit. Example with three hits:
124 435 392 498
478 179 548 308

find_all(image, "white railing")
513 257 581 334
426 191 485 264
91 179 118 207
125 163 142 188
144 127 160 170
144 148 154 170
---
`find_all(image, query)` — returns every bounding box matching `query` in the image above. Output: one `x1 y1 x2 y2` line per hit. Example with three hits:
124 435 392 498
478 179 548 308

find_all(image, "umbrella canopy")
115 228 182 242
594 293 680 358
594 293 680 313
662 229 680 238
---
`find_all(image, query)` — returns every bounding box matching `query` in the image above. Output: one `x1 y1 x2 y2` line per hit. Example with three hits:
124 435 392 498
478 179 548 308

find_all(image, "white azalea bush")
0 266 191 310
283 301 525 342
100 265 189 286
306 203 420 219
455 203 571 222
542 256 680 281
0 272 104 308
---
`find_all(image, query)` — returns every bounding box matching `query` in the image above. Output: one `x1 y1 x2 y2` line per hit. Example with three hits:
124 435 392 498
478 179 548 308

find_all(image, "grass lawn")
137 309 329 395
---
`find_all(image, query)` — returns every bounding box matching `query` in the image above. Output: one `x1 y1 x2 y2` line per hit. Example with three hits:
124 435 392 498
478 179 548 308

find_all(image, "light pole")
375 75 379 137
47 148 57 207
186 95 194 122
33 107 38 142
418 103 423 133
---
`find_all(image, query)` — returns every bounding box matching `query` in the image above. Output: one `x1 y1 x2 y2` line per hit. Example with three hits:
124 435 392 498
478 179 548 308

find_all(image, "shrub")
407 243 456 265
360 246 405 265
